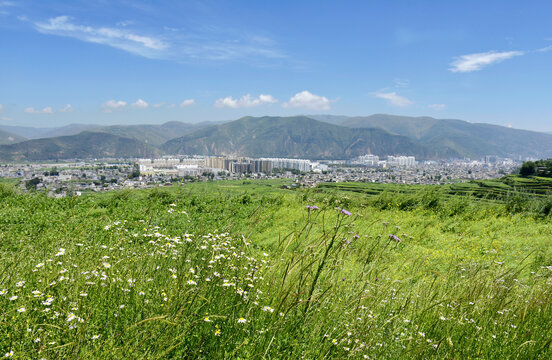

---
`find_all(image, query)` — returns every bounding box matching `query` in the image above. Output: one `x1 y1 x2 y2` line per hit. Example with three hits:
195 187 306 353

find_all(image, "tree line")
519 159 552 177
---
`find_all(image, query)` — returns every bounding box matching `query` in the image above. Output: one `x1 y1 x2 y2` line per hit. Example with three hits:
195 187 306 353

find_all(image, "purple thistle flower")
306 205 319 210
353 234 360 239
388 234 402 243
340 209 352 216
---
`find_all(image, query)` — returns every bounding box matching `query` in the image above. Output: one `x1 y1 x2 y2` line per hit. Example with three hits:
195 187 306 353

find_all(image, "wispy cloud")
59 104 73 113
537 45 552 53
34 16 168 59
374 92 413 107
428 103 446 111
29 16 287 63
102 100 126 113
25 106 53 114
282 91 331 111
0 104 3 113
0 0 15 15
131 99 149 109
449 50 524 73
393 78 409 88
180 99 195 108
215 94 277 108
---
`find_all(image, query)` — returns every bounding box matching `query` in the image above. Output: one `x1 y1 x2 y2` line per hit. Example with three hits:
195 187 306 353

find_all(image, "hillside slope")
162 116 438 159
0 129 26 145
0 131 161 161
332 114 552 158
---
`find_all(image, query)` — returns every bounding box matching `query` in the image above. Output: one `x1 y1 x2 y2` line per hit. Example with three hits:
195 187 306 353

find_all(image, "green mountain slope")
0 131 161 161
0 121 218 145
93 121 213 147
333 114 552 158
0 129 27 145
162 116 437 159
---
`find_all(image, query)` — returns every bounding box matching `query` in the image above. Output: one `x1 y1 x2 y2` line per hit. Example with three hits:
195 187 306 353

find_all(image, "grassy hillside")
162 116 438 159
1 180 551 358
0 131 161 161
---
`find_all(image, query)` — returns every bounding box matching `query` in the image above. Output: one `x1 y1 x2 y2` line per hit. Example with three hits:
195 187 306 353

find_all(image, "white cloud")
167 104 176 109
180 99 195 108
449 50 524 73
34 16 168 59
29 16 286 64
393 79 409 88
374 92 413 107
59 104 73 113
537 45 552 53
102 100 127 113
25 106 54 114
116 20 133 27
215 94 278 108
0 104 3 113
428 103 446 111
1 116 12 121
153 102 166 108
131 99 149 109
282 91 331 111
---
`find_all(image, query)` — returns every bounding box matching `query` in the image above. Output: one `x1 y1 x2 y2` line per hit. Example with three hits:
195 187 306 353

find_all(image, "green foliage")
0 180 552 358
520 158 552 177
25 177 41 190
519 161 536 176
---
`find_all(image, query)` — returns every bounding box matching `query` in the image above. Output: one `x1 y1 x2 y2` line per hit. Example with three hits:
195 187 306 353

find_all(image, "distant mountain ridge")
0 131 161 161
162 116 437 159
0 129 27 145
0 115 550 161
0 121 219 145
310 114 552 159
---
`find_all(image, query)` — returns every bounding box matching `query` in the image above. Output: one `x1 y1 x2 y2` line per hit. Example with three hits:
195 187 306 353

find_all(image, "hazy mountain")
0 121 218 147
305 114 350 125
93 121 216 147
162 116 436 159
311 114 552 159
0 124 101 139
0 131 161 162
0 129 27 145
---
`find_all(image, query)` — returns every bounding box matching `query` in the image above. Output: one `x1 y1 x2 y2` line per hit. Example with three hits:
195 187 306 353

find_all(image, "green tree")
519 161 536 177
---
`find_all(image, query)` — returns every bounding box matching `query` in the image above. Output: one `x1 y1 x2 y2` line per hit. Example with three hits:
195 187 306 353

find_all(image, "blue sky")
0 0 551 131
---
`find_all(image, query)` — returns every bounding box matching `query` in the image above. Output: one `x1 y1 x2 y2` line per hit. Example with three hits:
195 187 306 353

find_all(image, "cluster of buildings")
137 156 328 176
0 153 525 197
352 154 417 167
138 157 206 177
205 157 273 174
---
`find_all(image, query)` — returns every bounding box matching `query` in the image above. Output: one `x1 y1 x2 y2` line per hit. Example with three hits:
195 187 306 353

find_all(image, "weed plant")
0 181 551 358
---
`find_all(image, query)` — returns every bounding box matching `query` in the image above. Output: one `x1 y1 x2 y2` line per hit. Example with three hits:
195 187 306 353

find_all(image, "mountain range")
0 115 550 161
162 116 436 159
310 114 552 159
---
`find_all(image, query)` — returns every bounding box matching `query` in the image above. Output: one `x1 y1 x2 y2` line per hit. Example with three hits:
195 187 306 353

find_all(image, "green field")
1 178 551 359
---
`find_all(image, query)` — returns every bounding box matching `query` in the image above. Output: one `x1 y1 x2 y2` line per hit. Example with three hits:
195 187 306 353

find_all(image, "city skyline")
1 1 551 132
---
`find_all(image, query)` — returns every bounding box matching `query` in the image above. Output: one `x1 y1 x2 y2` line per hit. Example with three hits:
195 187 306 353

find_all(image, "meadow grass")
0 180 551 359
